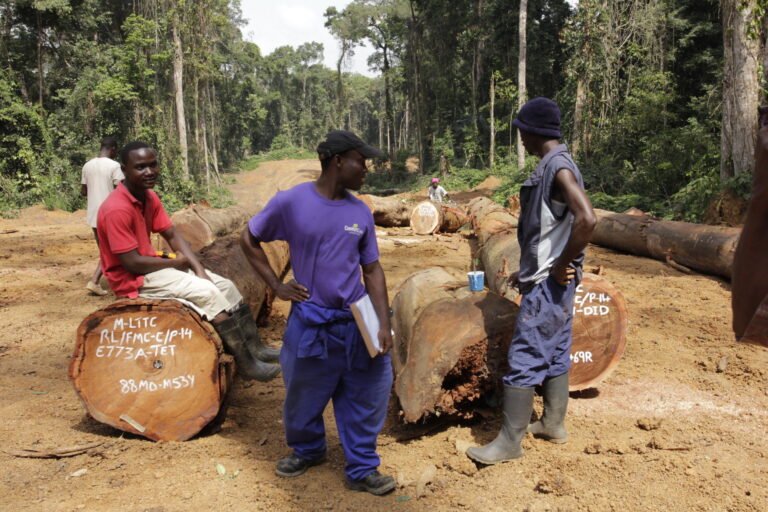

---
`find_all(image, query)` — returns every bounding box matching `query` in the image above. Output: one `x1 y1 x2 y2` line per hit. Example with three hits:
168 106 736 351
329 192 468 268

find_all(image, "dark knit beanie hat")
512 97 561 139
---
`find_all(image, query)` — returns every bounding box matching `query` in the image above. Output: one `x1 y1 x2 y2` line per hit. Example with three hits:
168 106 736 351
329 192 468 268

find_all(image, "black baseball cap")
317 130 385 160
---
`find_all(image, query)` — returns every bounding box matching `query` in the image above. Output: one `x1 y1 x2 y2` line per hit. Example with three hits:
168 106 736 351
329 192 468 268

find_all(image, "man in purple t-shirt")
241 130 395 496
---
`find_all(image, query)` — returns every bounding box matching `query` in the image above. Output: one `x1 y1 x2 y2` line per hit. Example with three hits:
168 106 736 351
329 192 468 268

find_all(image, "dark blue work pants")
280 320 393 481
504 276 577 388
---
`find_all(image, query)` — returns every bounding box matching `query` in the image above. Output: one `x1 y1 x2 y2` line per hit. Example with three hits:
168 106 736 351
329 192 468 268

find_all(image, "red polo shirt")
96 183 173 298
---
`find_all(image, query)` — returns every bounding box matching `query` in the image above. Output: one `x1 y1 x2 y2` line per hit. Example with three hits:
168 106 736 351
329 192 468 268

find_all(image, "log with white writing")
70 299 234 441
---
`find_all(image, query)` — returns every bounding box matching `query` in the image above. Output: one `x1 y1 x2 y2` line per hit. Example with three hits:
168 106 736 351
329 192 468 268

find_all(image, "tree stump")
409 201 469 235
391 267 518 422
70 299 234 441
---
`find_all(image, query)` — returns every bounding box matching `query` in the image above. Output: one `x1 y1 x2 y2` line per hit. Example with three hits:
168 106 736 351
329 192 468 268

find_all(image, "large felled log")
358 194 412 227
70 299 234 441
732 118 768 346
391 267 518 422
409 201 469 235
591 209 741 280
198 233 290 325
470 197 628 390
162 204 253 252
468 197 521 301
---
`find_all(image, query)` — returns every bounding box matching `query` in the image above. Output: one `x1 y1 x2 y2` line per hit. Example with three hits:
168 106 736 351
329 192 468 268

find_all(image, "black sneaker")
345 470 396 496
275 454 326 478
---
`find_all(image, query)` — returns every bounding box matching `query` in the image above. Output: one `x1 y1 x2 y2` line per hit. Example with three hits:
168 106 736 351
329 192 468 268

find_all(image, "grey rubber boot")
235 303 281 363
466 384 535 464
527 371 569 443
214 314 280 382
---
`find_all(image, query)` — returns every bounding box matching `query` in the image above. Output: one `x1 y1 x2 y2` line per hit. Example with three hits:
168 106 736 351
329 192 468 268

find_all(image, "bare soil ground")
1 159 767 512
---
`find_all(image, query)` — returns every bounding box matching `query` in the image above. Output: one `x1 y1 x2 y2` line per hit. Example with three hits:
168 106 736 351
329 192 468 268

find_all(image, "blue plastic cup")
467 271 485 292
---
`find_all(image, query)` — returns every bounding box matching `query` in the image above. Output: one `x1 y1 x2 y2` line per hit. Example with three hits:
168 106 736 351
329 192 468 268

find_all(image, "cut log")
358 194 412 227
69 299 234 441
391 267 518 422
471 198 628 390
409 201 469 235
467 196 518 245
568 274 628 390
162 204 253 252
591 209 741 280
198 234 290 325
468 197 521 301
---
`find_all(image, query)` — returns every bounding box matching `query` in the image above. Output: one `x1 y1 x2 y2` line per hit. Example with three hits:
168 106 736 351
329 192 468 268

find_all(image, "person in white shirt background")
428 177 448 203
80 136 123 295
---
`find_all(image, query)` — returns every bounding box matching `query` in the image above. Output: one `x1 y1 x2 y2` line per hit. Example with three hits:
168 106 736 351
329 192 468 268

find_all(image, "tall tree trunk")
489 73 496 169
207 82 220 184
409 0 425 172
720 0 760 179
36 11 43 108
172 13 189 179
516 0 528 170
572 77 587 158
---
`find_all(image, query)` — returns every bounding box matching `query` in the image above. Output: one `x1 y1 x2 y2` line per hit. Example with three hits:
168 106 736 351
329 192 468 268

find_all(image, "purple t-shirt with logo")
248 182 379 309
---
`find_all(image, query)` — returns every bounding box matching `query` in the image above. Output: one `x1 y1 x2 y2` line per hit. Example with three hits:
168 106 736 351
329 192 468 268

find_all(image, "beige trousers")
139 268 242 320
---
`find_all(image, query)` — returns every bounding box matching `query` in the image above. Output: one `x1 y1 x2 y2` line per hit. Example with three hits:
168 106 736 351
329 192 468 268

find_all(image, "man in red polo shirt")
97 141 280 382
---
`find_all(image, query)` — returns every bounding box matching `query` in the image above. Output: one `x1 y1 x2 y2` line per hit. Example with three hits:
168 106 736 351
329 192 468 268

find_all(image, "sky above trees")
240 0 376 76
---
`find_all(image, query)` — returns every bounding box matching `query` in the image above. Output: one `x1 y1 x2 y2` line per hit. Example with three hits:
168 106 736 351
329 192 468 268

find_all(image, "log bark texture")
468 197 520 301
591 209 741 279
70 299 234 441
198 233 290 325
391 267 518 422
409 201 469 235
162 204 253 252
358 194 412 227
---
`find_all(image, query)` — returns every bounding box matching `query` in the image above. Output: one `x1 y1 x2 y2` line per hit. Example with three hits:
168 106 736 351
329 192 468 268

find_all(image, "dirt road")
1 160 767 511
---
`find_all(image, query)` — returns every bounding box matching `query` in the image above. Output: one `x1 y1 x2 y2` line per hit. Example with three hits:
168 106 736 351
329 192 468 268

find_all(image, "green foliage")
440 167 489 191
491 155 538 204
239 147 317 172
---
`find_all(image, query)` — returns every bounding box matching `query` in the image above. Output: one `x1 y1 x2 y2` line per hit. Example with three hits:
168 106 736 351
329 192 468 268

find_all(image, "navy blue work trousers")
280 319 393 481
504 276 577 388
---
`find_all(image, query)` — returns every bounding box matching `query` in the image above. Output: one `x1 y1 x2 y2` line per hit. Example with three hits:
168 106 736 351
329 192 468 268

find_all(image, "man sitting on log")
241 130 396 496
732 106 768 346
467 98 596 465
96 141 280 382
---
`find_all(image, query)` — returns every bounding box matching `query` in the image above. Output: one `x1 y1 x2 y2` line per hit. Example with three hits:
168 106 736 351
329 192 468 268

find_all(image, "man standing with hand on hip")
467 98 596 465
241 130 395 495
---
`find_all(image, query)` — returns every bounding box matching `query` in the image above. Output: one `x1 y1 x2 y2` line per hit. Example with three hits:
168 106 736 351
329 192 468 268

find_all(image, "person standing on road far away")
81 137 123 296
96 141 281 382
241 130 396 496
466 98 596 465
428 177 448 203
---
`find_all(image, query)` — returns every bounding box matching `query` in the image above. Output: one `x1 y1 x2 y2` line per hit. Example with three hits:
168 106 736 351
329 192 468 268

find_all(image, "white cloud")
240 0 377 77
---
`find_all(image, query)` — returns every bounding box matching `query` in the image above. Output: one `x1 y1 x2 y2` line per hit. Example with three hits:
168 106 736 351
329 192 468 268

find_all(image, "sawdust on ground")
1 159 767 512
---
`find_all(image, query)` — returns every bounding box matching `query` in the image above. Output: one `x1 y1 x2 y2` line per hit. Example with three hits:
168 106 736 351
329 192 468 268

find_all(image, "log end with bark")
467 197 518 245
69 299 234 442
391 267 518 422
568 273 629 390
409 201 469 235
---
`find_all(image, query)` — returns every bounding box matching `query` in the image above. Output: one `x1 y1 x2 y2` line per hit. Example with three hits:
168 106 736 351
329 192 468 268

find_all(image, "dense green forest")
1 0 766 219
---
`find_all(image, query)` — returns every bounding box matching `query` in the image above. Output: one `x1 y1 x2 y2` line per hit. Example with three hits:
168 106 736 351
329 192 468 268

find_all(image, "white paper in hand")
350 294 381 357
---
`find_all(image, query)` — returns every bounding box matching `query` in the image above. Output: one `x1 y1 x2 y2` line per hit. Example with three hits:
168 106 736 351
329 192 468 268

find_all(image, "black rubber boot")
527 371 569 443
234 303 281 363
275 453 326 478
466 384 534 464
214 314 280 382
345 471 396 496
